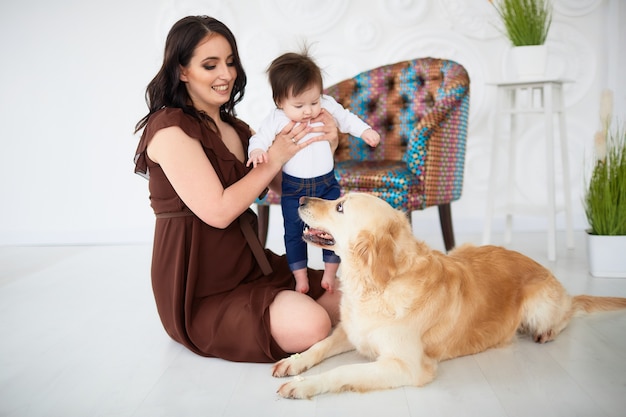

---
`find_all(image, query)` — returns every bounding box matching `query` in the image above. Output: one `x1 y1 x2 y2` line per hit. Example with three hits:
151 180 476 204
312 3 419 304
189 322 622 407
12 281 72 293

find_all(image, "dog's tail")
572 295 626 314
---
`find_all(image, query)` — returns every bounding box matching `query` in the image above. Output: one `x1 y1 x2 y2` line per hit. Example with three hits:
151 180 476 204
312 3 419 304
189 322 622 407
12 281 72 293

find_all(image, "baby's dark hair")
267 48 323 106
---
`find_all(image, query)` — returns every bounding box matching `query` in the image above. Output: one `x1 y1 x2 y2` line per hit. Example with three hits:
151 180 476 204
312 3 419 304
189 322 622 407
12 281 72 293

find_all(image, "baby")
248 50 380 294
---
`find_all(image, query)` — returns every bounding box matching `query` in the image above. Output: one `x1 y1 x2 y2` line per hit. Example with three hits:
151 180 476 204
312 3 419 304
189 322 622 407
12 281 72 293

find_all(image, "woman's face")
180 33 237 115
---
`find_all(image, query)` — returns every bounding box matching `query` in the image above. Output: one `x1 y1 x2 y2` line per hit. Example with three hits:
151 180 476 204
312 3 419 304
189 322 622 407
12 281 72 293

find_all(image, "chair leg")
438 203 455 252
257 205 270 247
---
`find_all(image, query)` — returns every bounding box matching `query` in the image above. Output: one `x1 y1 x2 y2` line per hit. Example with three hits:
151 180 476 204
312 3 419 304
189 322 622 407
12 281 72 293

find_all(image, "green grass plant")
491 0 552 46
585 123 626 236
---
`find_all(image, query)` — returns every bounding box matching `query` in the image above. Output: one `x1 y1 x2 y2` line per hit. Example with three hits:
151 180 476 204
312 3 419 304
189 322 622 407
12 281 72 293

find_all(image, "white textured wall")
0 0 622 245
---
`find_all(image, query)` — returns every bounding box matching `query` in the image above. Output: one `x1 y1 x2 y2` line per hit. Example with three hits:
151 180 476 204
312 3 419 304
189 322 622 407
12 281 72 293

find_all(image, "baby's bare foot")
321 275 336 293
294 272 309 294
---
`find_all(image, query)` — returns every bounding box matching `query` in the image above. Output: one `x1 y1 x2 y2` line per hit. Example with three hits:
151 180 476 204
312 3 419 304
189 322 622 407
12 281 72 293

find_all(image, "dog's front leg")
276 354 436 399
272 324 354 378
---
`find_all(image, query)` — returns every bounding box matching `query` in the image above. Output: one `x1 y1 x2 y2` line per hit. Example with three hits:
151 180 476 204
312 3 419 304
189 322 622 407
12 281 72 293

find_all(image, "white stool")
482 79 574 261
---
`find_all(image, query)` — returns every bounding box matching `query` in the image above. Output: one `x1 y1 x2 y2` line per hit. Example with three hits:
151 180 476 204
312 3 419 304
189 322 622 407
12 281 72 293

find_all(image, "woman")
134 15 341 362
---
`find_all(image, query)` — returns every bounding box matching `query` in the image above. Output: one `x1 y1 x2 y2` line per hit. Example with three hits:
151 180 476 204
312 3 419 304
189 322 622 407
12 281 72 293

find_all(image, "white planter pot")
511 45 548 80
586 232 626 278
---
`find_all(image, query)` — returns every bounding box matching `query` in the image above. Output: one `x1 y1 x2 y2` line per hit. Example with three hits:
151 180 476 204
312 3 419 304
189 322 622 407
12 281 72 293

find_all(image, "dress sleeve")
133 108 208 179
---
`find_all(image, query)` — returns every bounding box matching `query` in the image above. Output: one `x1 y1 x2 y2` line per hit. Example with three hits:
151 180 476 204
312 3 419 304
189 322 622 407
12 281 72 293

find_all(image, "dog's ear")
352 230 376 269
352 227 398 288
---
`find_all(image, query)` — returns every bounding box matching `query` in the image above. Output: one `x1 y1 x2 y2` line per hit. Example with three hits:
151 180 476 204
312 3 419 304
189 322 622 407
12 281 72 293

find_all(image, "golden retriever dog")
272 193 626 399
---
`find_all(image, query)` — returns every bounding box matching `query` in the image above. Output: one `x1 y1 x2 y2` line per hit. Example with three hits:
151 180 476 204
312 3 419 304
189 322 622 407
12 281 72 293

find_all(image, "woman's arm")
147 121 310 228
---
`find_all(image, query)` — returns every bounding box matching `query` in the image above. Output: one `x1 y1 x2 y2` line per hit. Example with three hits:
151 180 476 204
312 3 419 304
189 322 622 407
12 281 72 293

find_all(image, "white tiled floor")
1 227 626 417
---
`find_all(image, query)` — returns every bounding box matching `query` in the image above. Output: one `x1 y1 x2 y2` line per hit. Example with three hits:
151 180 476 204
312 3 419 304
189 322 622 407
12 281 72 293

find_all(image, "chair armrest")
404 60 470 205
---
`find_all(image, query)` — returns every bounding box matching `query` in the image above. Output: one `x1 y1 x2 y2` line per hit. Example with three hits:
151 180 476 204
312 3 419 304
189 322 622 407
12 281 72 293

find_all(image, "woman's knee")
269 291 331 353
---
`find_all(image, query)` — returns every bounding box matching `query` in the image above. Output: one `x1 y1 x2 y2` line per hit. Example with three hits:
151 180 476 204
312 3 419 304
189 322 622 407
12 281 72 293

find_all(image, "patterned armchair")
256 57 470 251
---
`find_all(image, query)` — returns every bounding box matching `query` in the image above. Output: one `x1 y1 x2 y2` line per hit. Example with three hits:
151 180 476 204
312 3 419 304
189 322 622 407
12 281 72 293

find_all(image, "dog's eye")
336 202 344 213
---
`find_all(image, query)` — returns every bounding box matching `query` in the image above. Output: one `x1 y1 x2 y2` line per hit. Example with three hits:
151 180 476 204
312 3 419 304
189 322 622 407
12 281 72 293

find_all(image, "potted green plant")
490 0 553 79
584 91 626 278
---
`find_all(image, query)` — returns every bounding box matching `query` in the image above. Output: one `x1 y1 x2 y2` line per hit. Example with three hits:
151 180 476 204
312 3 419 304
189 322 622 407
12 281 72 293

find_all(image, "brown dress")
134 108 325 363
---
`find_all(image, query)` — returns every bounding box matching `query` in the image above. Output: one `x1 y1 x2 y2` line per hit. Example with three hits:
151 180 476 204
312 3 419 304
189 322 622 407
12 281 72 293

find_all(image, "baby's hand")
247 149 269 168
362 129 381 147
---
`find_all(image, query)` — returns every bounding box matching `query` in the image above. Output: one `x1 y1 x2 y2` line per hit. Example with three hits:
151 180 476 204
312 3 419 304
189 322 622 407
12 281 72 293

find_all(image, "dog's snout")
299 196 308 207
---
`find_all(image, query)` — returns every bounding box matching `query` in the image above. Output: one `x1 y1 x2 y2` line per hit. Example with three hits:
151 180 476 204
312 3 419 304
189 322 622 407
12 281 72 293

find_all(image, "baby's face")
279 85 322 123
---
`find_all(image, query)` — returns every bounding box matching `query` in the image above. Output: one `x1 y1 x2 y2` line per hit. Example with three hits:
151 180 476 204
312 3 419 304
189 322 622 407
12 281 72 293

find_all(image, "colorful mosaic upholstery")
257 58 470 250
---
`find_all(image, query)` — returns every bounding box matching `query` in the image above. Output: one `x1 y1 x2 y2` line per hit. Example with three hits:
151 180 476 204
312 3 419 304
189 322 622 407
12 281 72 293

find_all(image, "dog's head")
299 193 414 287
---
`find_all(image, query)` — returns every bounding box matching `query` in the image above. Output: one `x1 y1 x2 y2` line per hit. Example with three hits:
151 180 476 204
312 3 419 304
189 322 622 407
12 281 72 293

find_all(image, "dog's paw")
533 329 554 344
277 376 321 400
272 353 310 377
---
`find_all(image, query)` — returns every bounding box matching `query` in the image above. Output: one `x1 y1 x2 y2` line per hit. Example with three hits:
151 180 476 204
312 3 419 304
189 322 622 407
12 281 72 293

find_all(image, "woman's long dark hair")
134 16 247 133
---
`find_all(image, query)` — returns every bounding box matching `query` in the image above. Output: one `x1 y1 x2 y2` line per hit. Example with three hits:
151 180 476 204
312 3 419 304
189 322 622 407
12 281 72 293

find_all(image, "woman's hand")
266 108 340 167
266 120 309 166
309 108 339 152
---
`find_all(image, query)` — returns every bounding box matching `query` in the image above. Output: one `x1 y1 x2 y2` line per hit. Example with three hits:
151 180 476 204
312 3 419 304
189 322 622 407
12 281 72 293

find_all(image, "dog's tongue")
303 226 335 246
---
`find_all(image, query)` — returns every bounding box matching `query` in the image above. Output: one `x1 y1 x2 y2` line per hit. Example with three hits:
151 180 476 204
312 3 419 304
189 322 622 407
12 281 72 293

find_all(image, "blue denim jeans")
281 170 341 271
